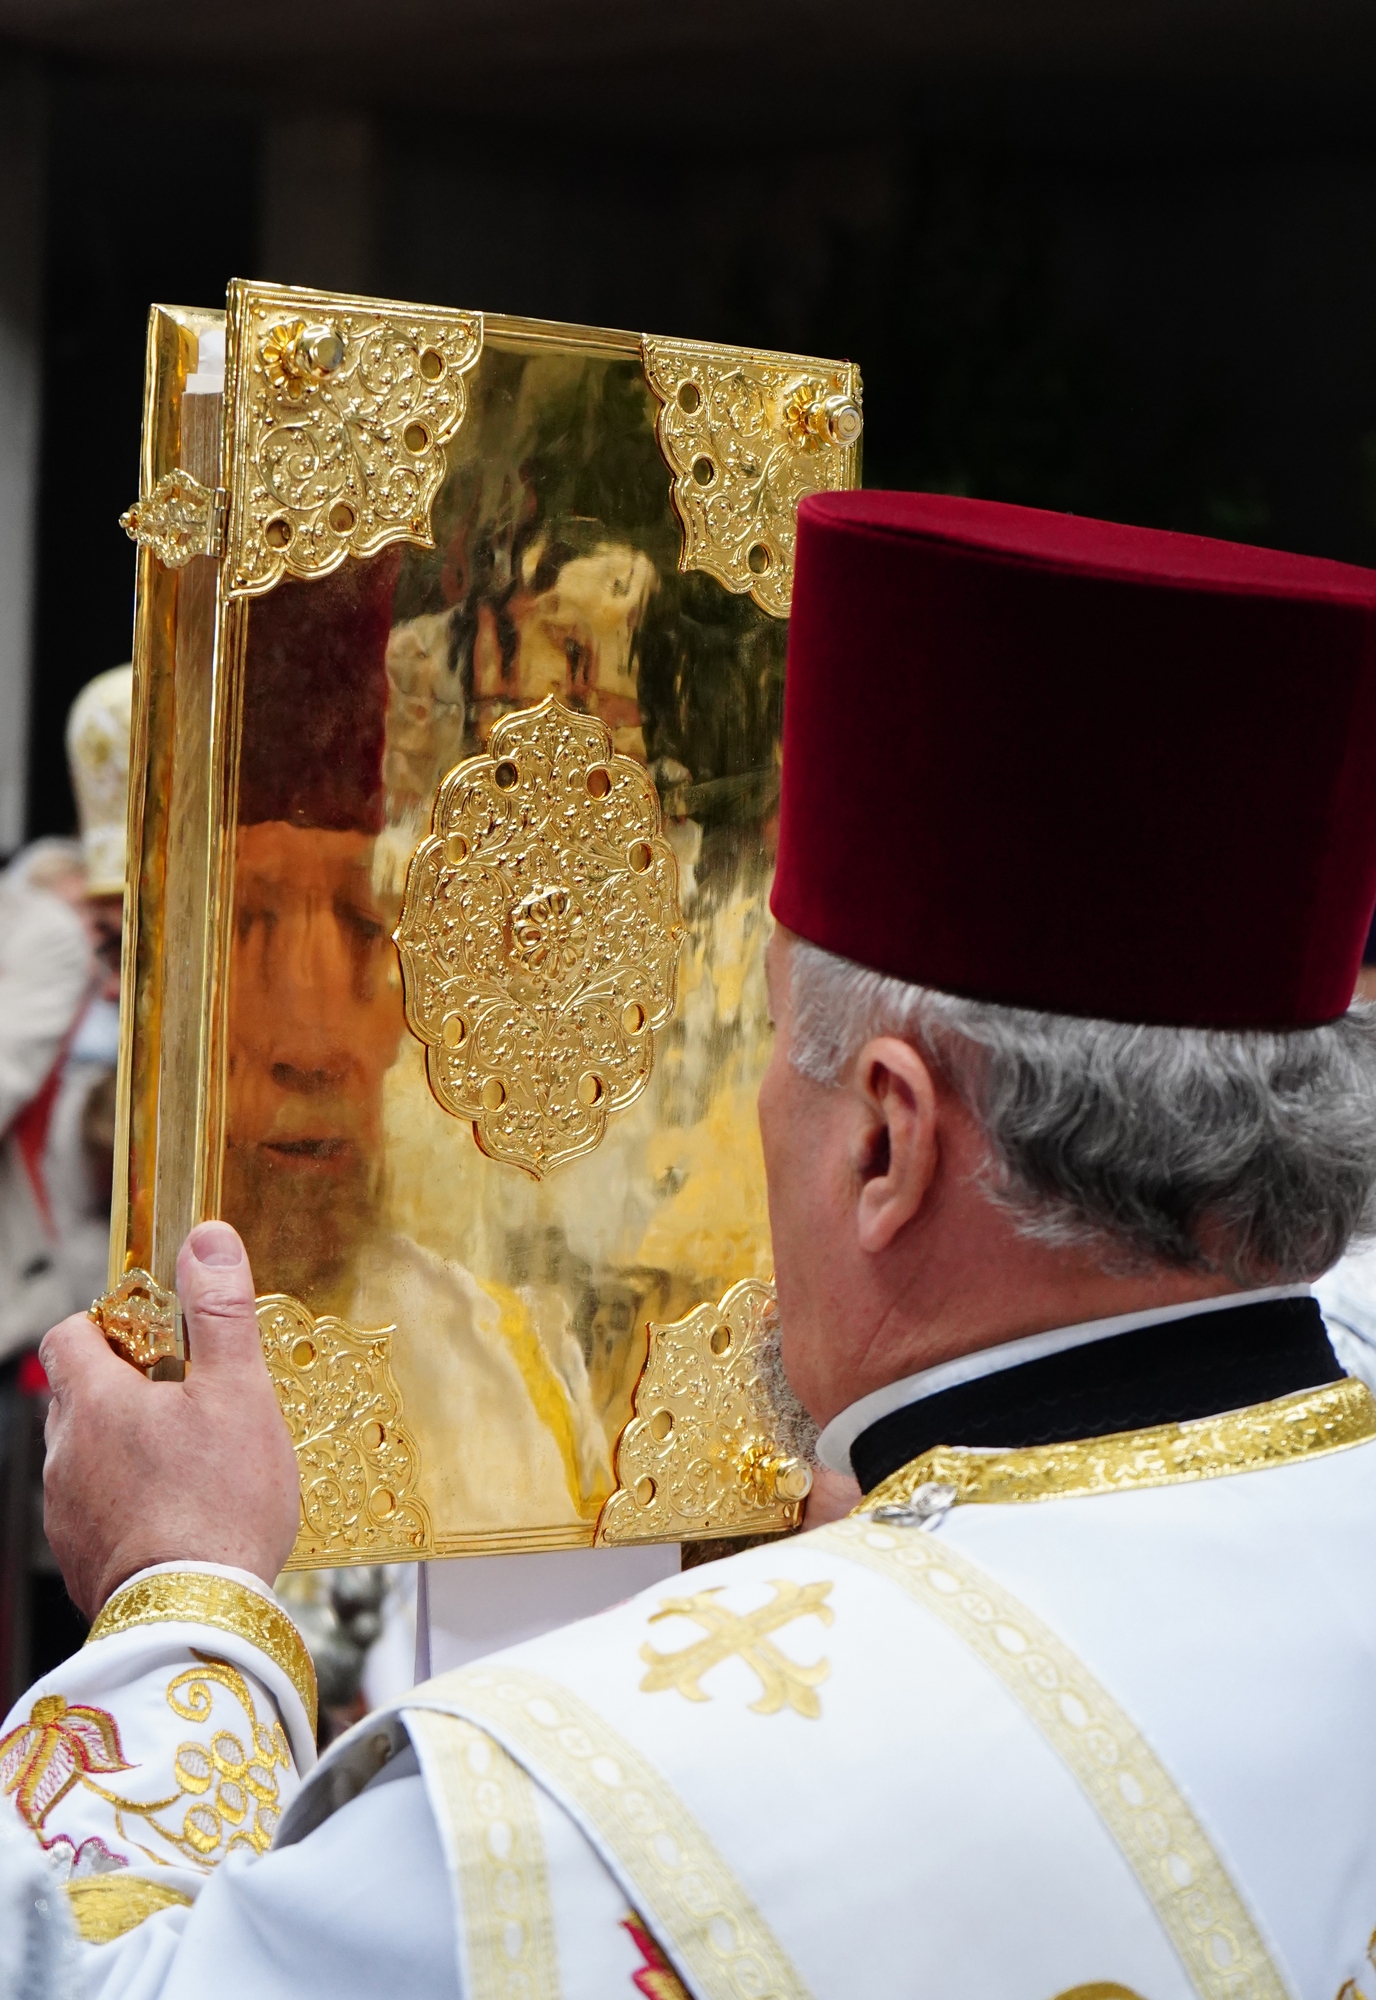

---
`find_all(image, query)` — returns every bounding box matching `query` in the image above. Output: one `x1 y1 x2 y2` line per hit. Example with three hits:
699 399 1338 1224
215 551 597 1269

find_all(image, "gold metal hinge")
120 471 226 568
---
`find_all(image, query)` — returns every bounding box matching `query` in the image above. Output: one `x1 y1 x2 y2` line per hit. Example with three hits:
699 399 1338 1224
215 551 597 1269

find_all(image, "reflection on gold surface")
225 823 403 1312
258 1293 432 1565
223 281 483 598
642 337 862 618
122 294 858 1560
597 1280 809 1546
395 695 682 1179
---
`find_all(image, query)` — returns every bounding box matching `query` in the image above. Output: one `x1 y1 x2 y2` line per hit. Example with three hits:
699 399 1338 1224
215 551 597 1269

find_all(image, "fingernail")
188 1221 243 1268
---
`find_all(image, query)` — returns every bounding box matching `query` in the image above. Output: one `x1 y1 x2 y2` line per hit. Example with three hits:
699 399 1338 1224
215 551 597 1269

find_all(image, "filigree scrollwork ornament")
257 1294 432 1566
641 336 862 619
395 696 683 1180
224 283 483 596
119 471 225 569
89 1269 182 1374
596 1279 812 1546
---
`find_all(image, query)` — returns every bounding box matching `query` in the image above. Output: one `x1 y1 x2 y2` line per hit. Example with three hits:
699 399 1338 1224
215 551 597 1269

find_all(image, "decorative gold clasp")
595 1279 812 1547
120 471 226 569
89 1270 183 1377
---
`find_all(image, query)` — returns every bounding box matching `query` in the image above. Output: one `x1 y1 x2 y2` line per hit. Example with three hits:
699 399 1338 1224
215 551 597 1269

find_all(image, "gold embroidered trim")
864 1380 1376 1513
411 1668 813 2000
87 1574 317 1736
406 1709 563 2000
65 1873 193 1944
818 1518 1292 2000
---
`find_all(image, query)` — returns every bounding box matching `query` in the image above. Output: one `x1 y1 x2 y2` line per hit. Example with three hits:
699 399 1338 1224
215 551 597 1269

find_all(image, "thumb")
176 1222 263 1376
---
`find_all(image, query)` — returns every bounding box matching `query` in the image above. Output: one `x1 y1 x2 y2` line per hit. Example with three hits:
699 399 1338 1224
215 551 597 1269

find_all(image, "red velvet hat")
772 493 1376 1029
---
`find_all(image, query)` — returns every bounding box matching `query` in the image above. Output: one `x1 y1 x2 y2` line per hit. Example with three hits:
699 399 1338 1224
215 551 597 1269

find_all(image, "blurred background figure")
0 666 129 1706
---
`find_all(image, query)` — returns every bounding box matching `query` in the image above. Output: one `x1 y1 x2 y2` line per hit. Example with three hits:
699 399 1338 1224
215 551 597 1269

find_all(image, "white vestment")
5 1303 1376 1999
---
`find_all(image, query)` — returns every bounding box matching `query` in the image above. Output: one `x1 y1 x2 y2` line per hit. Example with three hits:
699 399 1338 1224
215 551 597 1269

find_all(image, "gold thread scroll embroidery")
405 1708 563 2000
8 1658 291 1873
596 1279 810 1546
66 1876 193 1945
223 281 483 597
86 1574 318 1736
863 1378 1376 1514
819 1519 1292 2000
641 337 862 619
408 1666 814 2000
257 1294 433 1567
639 1580 832 1718
395 695 682 1179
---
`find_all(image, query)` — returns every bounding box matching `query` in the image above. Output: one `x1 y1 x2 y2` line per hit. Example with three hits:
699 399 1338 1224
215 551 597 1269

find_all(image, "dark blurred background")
2 0 1376 848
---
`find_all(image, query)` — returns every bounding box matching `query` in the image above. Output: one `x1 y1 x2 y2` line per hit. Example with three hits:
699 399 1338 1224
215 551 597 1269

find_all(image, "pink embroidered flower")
0 1694 132 1830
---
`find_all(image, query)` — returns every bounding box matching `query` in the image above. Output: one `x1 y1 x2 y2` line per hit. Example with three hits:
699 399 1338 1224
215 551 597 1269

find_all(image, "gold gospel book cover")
112 281 861 1567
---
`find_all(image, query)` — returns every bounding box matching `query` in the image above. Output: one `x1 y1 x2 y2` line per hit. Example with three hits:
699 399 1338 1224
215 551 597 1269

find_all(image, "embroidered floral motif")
0 1694 132 1829
2 1655 290 1875
623 1912 690 2000
42 1832 129 1879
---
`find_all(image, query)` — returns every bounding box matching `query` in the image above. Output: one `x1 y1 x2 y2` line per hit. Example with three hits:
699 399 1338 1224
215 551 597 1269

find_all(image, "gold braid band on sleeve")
86 1573 318 1735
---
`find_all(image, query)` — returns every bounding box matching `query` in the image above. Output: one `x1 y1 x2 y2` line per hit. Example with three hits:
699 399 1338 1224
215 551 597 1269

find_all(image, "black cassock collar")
848 1293 1345 1496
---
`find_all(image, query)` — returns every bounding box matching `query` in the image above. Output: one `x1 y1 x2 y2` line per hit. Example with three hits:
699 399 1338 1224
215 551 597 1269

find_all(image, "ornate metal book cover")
115 283 861 1565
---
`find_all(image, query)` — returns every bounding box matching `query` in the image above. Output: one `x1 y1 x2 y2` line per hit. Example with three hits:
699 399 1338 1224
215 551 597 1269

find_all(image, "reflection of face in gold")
472 542 656 761
223 822 404 1306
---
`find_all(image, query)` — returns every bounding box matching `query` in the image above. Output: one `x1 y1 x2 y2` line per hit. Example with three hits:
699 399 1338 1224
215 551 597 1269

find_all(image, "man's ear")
852 1036 941 1254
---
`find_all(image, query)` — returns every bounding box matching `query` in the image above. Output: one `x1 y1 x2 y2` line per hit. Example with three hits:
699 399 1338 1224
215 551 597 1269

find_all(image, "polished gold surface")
257 1294 432 1565
112 305 226 1287
119 288 858 1560
639 1578 832 1716
596 1279 810 1546
861 1378 1376 1514
119 468 225 569
395 694 682 1178
86 1572 318 1733
641 337 862 617
89 1268 180 1373
222 281 483 597
823 1519 1290 2000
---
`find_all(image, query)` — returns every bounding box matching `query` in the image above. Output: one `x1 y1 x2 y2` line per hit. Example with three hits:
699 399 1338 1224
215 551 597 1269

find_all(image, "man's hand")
41 1222 301 1618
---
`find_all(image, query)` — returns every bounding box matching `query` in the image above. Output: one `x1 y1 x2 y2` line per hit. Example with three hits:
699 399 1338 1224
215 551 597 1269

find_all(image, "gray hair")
789 939 1376 1285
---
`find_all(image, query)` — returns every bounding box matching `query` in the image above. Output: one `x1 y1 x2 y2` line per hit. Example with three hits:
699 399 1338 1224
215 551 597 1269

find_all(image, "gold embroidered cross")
639 1579 833 1718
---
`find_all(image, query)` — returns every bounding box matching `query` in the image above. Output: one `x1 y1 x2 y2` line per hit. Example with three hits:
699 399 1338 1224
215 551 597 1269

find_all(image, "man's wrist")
86 1563 318 1741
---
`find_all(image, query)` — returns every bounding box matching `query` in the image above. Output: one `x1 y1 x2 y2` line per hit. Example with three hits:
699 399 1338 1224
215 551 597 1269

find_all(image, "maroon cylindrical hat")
772 492 1376 1029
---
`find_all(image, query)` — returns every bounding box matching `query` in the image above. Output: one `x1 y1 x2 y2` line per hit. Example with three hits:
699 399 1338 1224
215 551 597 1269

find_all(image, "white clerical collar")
815 1283 1314 1475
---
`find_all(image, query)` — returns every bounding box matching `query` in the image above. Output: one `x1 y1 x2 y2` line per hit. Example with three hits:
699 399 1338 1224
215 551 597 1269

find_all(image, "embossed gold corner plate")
596 1279 811 1545
222 280 483 597
395 695 682 1179
257 1295 433 1566
642 338 862 618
